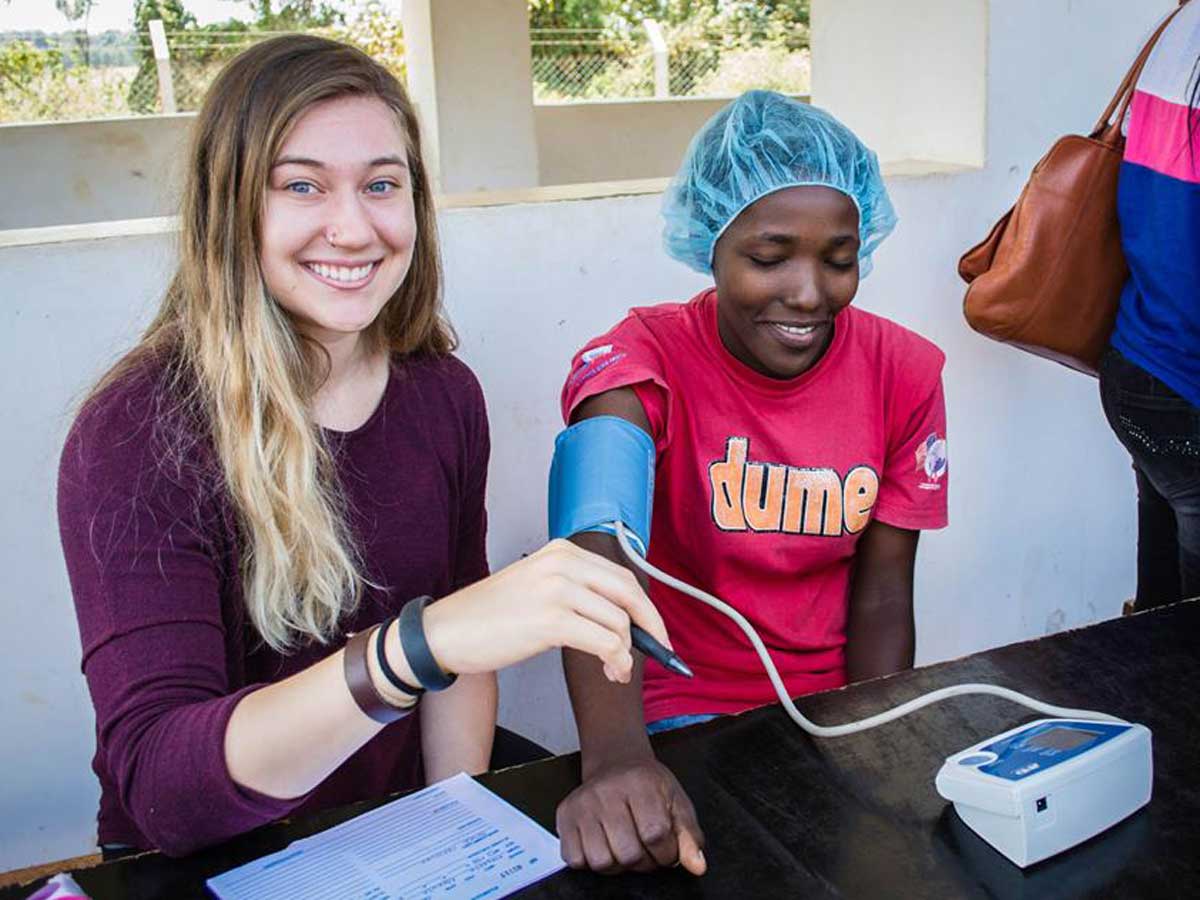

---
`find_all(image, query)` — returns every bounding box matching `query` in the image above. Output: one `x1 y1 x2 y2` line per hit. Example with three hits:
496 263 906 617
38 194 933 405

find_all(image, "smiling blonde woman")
57 35 671 859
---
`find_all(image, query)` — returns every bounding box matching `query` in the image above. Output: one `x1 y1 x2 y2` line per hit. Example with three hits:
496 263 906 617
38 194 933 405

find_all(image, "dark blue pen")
631 625 693 677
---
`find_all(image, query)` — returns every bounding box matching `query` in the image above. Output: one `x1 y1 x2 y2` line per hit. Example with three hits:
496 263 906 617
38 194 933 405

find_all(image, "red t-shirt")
561 289 948 721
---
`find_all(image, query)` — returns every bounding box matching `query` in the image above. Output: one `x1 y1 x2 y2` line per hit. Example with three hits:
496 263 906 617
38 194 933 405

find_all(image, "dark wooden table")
5 600 1198 899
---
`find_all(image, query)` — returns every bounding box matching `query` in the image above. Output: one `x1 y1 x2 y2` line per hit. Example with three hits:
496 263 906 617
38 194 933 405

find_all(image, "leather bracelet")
398 596 458 692
343 627 410 724
375 616 424 698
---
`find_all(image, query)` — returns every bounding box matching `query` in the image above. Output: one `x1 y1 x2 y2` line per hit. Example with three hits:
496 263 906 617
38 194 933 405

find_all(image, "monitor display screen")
1027 727 1099 751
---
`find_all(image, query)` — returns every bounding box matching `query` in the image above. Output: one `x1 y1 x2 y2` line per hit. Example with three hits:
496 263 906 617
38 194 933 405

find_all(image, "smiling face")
260 94 417 350
711 185 861 380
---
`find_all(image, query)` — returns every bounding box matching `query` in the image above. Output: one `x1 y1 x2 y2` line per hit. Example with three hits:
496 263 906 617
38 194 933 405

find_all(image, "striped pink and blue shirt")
1114 2 1200 406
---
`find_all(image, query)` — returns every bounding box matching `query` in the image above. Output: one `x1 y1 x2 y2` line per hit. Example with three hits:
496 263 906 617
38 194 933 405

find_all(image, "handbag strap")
1093 7 1187 138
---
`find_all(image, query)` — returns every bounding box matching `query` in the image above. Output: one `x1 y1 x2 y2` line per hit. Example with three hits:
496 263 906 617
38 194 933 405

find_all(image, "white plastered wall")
0 100 731 229
0 115 190 229
0 0 1176 872
534 97 731 185
812 0 987 167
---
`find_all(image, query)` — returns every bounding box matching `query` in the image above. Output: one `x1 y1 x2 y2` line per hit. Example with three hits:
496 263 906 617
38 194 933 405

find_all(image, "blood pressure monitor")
575 514 1156 873
935 719 1152 867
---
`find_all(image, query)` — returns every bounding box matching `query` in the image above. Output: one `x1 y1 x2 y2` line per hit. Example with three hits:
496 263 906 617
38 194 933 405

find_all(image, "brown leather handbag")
958 9 1182 376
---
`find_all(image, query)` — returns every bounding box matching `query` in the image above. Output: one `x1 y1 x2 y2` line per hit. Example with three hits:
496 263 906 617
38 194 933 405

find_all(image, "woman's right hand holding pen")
418 539 672 683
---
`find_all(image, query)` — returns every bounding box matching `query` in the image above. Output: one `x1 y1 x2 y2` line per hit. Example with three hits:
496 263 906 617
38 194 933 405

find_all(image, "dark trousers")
1100 347 1200 611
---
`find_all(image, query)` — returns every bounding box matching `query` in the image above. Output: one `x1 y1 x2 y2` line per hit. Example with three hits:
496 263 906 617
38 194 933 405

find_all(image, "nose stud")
326 227 339 247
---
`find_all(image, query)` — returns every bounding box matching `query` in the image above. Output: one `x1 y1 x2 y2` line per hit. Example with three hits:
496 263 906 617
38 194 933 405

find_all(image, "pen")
631 625 693 678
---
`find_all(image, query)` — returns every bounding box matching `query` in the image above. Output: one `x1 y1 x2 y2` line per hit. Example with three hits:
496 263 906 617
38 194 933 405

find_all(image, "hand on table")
556 756 707 875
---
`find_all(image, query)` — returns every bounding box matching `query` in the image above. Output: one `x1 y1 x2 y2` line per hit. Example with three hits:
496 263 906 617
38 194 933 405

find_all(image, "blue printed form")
207 773 566 899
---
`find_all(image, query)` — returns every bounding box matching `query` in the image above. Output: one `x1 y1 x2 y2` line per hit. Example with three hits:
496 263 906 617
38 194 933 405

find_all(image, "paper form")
207 773 566 900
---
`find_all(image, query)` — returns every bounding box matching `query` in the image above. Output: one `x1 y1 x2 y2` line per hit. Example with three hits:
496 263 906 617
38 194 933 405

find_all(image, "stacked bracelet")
342 627 411 724
399 596 458 692
375 616 424 699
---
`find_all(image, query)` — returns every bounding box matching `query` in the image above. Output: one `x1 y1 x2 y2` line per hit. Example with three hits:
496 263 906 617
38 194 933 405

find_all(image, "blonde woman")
56 35 668 859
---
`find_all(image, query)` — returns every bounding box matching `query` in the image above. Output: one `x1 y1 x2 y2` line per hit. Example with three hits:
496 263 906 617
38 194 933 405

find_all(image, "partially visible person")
57 35 670 859
551 90 948 876
1101 0 1200 610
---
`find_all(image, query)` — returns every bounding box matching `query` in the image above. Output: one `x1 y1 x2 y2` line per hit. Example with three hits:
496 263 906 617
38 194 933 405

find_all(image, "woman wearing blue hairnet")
554 91 949 875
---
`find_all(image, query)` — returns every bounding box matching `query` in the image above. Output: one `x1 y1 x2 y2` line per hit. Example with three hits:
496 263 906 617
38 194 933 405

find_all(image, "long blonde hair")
90 35 454 651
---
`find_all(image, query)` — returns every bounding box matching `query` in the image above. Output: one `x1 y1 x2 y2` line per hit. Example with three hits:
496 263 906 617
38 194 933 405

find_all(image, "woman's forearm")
225 536 671 798
224 629 412 799
421 672 497 782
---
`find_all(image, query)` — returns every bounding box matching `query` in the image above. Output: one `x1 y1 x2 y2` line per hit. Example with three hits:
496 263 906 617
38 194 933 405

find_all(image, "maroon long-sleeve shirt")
57 353 489 856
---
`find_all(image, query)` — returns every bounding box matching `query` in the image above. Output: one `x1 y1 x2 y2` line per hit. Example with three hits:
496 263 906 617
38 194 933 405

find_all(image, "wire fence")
1 19 809 125
146 31 295 113
530 26 810 103
530 29 654 101
0 27 398 124
0 31 298 123
1 33 134 124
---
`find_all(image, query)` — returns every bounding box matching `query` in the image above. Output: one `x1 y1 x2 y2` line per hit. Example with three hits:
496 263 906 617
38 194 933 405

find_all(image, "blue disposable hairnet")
661 90 897 276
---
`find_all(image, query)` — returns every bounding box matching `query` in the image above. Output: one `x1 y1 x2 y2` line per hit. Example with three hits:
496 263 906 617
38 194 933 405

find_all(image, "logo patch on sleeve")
568 344 626 388
915 433 948 490
580 344 614 364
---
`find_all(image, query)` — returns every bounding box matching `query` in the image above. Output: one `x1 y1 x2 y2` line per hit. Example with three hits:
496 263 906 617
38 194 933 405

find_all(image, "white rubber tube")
612 522 1124 736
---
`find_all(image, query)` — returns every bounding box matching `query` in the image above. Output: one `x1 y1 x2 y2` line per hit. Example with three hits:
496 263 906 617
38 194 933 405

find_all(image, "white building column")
401 0 540 193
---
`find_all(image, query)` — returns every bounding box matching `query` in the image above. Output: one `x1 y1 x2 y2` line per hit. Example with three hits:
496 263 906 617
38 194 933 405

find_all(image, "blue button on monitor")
959 754 992 766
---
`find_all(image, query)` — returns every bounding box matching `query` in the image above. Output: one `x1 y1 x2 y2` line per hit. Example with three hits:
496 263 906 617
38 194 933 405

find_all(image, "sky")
0 1 398 33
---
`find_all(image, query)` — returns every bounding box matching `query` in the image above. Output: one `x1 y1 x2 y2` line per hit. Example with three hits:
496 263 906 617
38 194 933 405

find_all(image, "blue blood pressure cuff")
548 416 655 557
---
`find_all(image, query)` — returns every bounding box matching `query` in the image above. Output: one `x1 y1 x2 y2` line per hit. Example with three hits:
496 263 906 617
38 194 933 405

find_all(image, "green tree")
529 0 607 32
134 0 197 33
128 0 196 113
528 0 810 101
55 0 94 18
55 0 95 65
231 0 342 29
0 39 63 99
335 2 404 78
529 0 808 38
